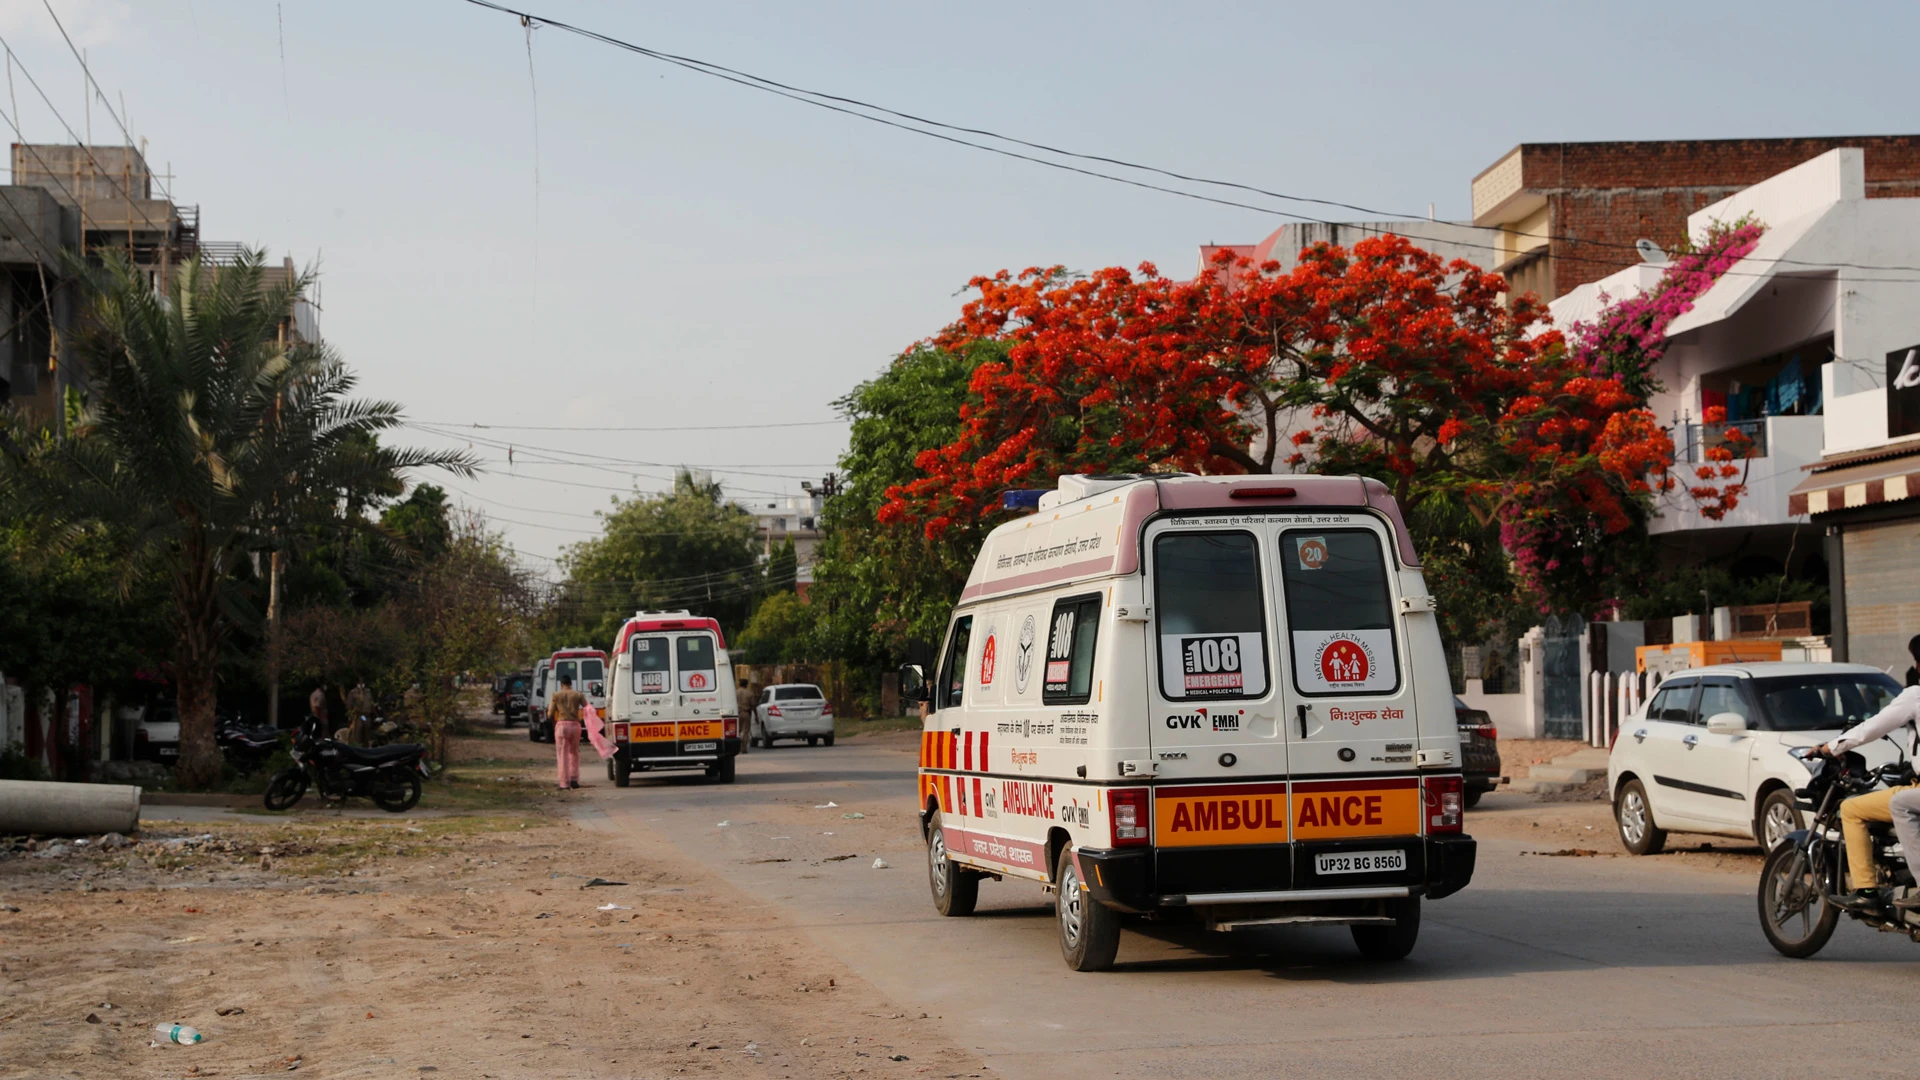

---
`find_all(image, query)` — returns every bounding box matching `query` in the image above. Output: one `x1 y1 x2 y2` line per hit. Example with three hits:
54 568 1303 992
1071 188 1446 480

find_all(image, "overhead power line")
453 0 1920 284
456 0 1920 284
413 418 845 432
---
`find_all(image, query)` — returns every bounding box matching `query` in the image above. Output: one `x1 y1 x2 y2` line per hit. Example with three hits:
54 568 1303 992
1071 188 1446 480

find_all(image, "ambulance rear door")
1143 522 1293 857
670 632 726 757
1269 516 1426 887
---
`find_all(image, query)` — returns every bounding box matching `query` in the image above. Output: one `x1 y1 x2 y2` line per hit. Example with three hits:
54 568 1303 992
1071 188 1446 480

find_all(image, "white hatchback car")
750 684 834 748
1609 662 1906 854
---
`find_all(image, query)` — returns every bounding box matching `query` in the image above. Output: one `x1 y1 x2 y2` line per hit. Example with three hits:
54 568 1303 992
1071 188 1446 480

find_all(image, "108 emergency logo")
1181 635 1242 691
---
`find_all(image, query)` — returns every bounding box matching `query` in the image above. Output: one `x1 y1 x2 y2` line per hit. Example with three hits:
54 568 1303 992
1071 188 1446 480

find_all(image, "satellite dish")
1636 239 1669 265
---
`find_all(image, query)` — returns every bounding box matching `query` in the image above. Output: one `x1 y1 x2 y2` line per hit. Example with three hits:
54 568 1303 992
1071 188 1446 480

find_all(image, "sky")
4 0 1919 573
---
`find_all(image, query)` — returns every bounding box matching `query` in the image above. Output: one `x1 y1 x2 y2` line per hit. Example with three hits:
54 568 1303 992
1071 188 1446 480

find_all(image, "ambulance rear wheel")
1055 847 1120 972
926 810 978 917
1351 895 1421 961
613 757 631 788
706 755 736 784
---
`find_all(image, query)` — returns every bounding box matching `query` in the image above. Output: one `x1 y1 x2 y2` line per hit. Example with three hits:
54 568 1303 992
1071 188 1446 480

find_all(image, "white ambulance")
605 611 742 785
908 473 1476 971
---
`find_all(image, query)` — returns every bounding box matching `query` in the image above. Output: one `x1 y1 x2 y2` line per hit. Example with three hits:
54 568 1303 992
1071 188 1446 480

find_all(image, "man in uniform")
548 673 587 791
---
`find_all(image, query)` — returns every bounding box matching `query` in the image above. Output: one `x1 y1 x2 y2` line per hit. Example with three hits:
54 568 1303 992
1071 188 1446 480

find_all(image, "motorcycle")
264 716 429 814
217 716 285 774
1759 744 1920 957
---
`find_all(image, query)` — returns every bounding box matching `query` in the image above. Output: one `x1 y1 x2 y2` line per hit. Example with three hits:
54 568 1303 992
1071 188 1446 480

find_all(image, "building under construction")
0 143 201 426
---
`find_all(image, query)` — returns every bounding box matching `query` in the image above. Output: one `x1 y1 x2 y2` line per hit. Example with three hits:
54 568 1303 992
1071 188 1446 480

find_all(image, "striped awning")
1789 445 1920 515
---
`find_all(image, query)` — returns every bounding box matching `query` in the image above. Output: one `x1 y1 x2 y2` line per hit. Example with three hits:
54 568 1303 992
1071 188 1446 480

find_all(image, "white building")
745 492 825 594
1548 148 1920 672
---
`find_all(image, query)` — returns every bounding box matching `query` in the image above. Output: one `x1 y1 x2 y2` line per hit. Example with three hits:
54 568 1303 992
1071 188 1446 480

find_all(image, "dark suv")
497 671 532 726
1454 697 1503 807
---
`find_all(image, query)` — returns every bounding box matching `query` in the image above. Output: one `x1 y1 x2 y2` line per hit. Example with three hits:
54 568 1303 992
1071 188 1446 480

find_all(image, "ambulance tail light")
1109 788 1150 847
613 723 629 743
722 716 740 739
1424 775 1464 834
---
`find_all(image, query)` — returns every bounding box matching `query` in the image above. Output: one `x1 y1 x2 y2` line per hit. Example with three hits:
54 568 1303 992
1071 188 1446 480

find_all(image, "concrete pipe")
0 779 142 836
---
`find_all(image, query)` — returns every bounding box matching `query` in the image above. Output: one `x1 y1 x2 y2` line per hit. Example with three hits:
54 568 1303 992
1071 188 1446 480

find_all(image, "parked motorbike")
1759 744 1920 957
264 716 429 813
217 717 285 774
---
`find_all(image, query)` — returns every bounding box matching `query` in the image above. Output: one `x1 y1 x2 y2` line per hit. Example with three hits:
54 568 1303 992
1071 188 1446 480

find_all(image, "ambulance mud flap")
1072 848 1153 913
1424 835 1476 900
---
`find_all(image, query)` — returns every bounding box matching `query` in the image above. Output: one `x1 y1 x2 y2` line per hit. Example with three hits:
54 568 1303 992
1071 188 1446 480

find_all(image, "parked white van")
606 611 742 784
908 473 1475 971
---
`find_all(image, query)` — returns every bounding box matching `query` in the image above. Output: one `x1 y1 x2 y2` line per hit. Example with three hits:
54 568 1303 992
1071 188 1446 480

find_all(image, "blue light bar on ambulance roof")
1001 489 1047 512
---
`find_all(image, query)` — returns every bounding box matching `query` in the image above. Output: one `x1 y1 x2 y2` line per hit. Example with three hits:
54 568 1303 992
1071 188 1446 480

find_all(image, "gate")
1542 614 1585 740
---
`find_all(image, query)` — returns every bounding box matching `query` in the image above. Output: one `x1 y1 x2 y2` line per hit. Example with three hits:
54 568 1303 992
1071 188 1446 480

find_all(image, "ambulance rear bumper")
1076 834 1475 913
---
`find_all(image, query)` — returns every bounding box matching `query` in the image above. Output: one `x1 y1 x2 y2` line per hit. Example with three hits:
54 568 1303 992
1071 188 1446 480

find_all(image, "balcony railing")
1683 418 1769 463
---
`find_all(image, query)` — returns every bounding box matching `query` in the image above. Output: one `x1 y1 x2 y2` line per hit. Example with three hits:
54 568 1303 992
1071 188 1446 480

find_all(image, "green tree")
381 483 453 563
809 341 1001 670
736 591 819 665
556 470 760 646
1 251 472 786
0 520 168 778
765 537 799 596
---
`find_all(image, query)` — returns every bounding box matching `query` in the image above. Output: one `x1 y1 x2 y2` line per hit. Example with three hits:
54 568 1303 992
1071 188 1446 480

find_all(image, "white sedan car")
750 684 835 748
1609 662 1905 854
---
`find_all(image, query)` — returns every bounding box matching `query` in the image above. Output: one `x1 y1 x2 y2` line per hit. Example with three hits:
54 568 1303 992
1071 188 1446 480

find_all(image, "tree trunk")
174 654 221 788
266 548 283 729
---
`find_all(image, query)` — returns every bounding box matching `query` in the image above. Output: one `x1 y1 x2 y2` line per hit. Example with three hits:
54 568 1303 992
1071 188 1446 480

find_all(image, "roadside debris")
580 878 627 888
823 854 860 862
152 1023 203 1044
842 813 865 820
872 858 890 869
596 903 631 911
216 1005 245 1016
815 802 838 808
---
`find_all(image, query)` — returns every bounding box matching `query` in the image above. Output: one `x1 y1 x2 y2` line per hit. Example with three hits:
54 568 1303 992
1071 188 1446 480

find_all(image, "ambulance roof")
960 474 1417 605
612 614 727 655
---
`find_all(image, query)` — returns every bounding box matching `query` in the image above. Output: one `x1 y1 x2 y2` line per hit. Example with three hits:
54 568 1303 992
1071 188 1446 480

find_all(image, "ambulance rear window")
631 635 670 695
1279 529 1399 695
678 635 718 693
1153 532 1269 701
580 658 604 682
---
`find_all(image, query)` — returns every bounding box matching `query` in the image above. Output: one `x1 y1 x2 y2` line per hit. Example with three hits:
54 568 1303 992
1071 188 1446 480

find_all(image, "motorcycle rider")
1817 634 1920 911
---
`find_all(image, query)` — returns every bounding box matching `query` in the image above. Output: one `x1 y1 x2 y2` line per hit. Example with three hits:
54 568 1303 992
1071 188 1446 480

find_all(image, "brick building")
1470 136 1920 302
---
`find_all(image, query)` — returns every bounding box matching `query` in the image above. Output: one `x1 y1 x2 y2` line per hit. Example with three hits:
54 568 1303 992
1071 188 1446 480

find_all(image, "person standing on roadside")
346 679 375 746
548 674 587 791
308 684 328 736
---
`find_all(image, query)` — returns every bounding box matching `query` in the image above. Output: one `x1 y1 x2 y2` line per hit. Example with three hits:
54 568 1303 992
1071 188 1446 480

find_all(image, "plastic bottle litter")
153 1023 203 1045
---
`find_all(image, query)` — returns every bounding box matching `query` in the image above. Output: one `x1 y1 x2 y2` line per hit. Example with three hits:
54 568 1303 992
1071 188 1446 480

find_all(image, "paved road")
576 736 1920 1079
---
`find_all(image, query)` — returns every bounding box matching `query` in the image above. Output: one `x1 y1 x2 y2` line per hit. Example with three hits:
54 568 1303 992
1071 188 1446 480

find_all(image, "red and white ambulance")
908 474 1475 970
530 646 608 742
605 611 742 785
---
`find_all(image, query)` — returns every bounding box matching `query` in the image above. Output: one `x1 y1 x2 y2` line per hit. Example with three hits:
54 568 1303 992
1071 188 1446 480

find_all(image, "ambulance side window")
935 616 974 711
1279 529 1400 696
1043 595 1101 705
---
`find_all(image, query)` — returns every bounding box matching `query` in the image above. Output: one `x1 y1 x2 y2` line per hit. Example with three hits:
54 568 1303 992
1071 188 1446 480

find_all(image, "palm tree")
3 250 473 786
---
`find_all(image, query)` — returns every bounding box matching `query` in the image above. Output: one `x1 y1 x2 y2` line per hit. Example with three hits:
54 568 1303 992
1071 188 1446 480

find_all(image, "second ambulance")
911 473 1476 971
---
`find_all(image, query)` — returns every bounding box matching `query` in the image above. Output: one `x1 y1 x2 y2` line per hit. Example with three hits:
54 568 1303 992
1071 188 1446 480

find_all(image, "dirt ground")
2 722 1769 1078
0 726 980 1080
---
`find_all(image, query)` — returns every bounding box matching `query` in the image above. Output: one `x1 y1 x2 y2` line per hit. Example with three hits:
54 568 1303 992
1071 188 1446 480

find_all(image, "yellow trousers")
1840 784 1920 889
